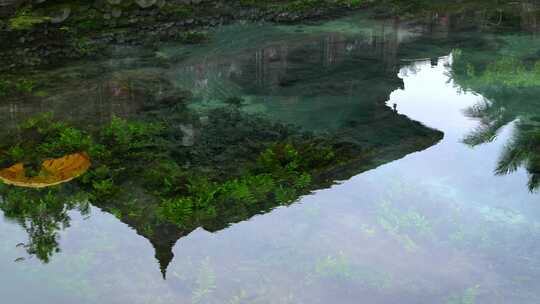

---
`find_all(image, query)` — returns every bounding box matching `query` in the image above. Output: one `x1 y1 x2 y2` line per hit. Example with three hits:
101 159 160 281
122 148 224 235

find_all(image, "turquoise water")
2 7 540 304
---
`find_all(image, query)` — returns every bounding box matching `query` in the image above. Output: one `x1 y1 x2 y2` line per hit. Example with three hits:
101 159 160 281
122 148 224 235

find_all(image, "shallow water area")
2 5 540 304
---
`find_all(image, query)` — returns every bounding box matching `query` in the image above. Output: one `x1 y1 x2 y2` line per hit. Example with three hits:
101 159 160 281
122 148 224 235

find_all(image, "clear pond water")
2 7 540 304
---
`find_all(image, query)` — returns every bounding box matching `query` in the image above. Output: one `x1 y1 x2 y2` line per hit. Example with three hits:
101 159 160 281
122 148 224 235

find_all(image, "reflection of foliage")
0 186 89 262
451 37 540 191
0 80 440 269
158 141 337 227
495 122 540 191
455 55 540 90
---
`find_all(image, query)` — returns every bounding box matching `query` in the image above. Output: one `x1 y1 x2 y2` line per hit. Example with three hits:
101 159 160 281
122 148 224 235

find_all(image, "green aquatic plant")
192 258 217 304
314 252 354 280
228 290 249 304
376 200 432 252
312 251 393 289
446 286 480 304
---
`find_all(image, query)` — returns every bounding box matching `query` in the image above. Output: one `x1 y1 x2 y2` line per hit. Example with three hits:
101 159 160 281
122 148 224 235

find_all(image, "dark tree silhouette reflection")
451 34 540 191
0 187 90 262
495 122 540 191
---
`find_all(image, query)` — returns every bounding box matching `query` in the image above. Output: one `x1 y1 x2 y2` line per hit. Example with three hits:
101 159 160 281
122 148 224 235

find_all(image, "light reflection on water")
2 15 540 304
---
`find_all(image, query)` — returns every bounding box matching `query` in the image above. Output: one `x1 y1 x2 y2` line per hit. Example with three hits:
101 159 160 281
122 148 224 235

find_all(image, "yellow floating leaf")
0 152 91 188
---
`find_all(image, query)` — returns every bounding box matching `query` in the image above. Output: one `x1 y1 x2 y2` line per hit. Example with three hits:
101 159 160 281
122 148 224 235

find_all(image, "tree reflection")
0 187 89 262
451 35 540 191
495 122 540 191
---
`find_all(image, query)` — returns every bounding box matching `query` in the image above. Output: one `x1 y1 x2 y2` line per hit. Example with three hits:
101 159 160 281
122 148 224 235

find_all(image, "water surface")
2 6 540 304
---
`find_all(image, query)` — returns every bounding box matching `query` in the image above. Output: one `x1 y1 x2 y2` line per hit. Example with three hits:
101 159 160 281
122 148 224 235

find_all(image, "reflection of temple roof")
113 101 443 279
92 24 446 278
149 238 176 279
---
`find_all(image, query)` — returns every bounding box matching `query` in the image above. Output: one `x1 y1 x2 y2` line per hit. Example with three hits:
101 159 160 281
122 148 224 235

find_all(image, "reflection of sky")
2 54 540 304
383 56 537 207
